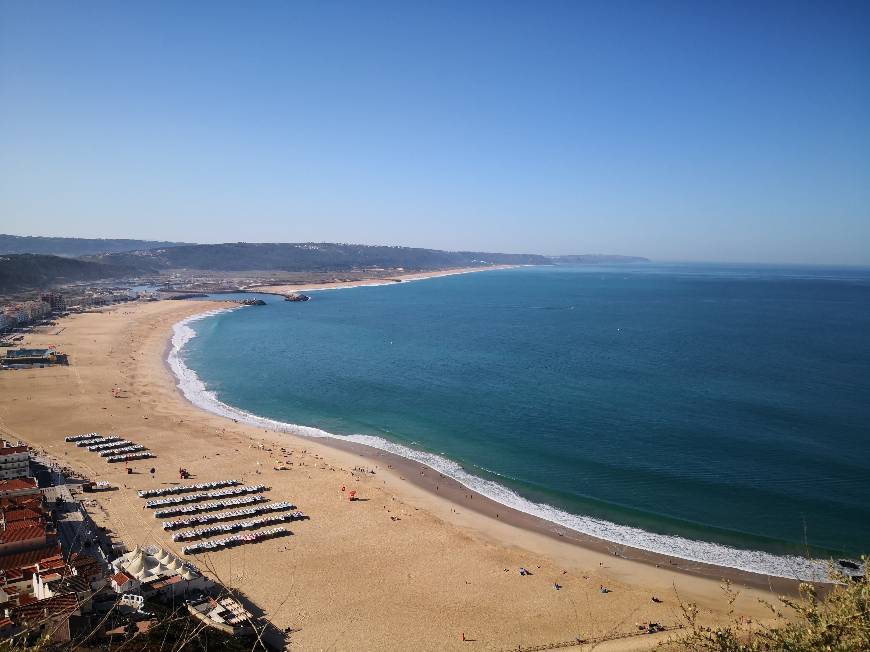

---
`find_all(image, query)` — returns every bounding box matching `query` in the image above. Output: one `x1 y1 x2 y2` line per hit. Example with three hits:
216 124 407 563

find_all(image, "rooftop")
0 442 28 456
3 348 53 359
10 592 78 623
111 545 201 584
0 524 46 545
0 545 61 571
0 478 38 493
4 508 42 522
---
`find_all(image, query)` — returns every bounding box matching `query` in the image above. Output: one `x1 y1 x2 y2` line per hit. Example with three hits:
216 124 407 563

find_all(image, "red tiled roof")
0 524 46 545
0 445 28 456
111 571 133 586
58 575 91 594
38 555 65 570
0 496 43 512
10 592 78 623
0 568 24 587
4 508 42 522
0 617 13 629
0 478 37 492
5 518 44 531
69 553 101 579
68 552 98 566
0 544 60 571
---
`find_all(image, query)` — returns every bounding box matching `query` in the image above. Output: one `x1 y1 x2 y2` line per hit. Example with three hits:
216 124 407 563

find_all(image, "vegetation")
1 239 650 291
0 597 268 652
0 234 186 257
667 560 869 651
0 254 143 292
92 242 550 272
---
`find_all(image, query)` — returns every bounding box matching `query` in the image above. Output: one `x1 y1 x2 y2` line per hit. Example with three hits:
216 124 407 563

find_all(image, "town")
0 433 284 647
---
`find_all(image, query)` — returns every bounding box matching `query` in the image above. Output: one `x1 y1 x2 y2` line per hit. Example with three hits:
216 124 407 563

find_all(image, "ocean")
169 263 870 579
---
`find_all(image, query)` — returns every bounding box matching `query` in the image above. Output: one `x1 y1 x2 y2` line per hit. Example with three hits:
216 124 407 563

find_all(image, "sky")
1 1 869 264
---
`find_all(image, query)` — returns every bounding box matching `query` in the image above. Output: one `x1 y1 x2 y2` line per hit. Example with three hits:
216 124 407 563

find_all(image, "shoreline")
245 264 520 296
169 297 824 590
290 436 811 596
0 297 809 648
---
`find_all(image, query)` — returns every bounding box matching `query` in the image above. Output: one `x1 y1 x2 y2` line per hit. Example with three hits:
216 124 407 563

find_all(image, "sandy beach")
0 298 789 650
248 265 520 296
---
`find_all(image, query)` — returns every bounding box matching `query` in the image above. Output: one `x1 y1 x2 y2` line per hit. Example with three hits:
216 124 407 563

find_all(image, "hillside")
0 254 144 293
93 243 549 272
0 234 187 257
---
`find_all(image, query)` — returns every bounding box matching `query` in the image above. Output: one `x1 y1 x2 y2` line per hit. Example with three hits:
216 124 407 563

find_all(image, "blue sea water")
174 264 870 574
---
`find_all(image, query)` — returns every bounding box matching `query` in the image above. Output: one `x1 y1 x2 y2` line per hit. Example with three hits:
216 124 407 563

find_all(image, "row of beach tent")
153 494 266 518
138 479 241 498
106 451 155 463
100 444 146 457
161 501 297 530
171 511 308 541
65 433 101 442
66 432 155 463
182 526 290 555
144 484 266 508
74 435 118 447
88 439 132 452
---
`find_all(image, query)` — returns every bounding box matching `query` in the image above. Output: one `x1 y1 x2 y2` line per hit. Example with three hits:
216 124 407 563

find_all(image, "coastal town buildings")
31 553 104 601
6 301 50 326
39 293 66 313
0 478 40 500
0 443 30 481
0 488 56 557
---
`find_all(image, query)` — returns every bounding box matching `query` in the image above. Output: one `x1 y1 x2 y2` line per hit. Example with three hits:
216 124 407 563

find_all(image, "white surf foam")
169 308 831 582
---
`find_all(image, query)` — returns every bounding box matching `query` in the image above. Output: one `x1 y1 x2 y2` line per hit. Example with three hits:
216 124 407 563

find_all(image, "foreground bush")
668 559 868 651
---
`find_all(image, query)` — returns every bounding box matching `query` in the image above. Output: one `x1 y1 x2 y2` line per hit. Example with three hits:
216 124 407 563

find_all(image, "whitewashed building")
0 442 30 480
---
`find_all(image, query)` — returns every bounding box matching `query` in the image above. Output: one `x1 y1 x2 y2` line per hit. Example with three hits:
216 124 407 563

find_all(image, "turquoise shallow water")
179 264 870 565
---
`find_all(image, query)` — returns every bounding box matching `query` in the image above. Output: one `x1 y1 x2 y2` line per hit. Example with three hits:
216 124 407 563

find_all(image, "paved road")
32 454 111 570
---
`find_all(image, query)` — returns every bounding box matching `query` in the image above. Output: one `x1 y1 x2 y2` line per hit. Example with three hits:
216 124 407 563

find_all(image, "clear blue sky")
1 1 868 263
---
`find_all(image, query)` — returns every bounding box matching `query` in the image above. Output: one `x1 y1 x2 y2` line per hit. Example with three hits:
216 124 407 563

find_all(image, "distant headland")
1 235 648 295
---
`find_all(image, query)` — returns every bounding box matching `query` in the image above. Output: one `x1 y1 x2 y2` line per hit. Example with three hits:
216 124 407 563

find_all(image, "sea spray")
169 308 829 581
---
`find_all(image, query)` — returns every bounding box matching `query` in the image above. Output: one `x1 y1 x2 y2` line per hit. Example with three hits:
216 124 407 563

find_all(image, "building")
109 546 210 598
2 301 50 327
0 478 40 500
2 349 59 365
31 553 104 601
40 293 66 313
8 592 80 643
0 522 54 556
0 443 29 481
0 494 57 602
0 488 55 556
